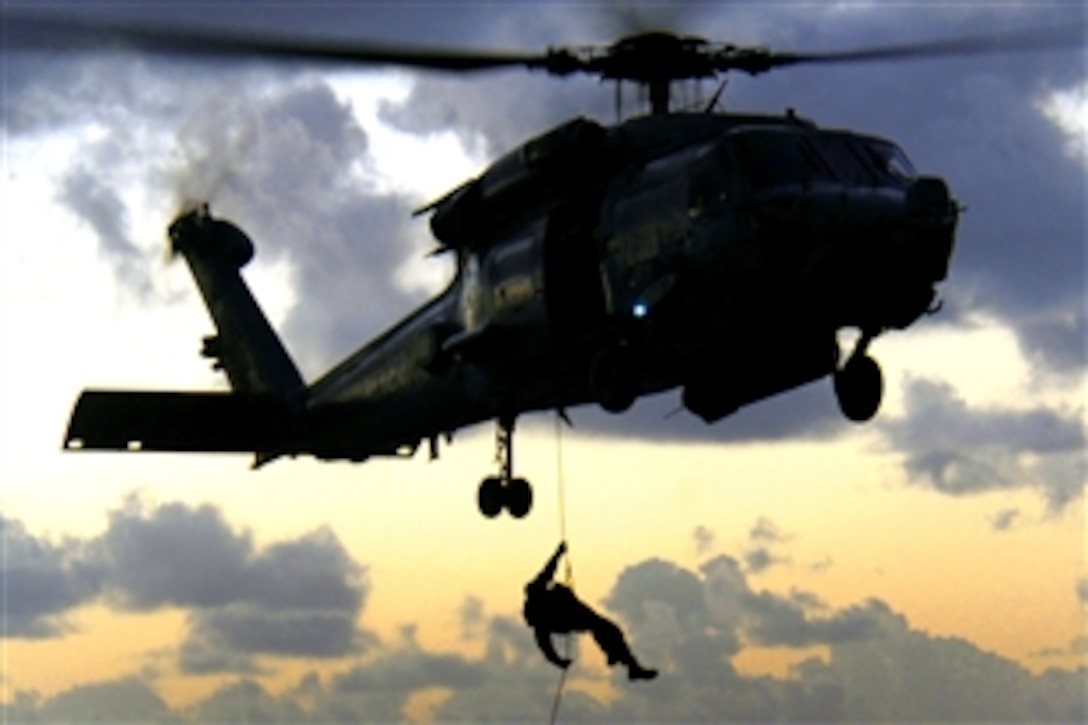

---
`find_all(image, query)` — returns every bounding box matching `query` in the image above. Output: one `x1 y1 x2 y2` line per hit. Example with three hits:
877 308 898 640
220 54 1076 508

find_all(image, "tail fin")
169 206 305 406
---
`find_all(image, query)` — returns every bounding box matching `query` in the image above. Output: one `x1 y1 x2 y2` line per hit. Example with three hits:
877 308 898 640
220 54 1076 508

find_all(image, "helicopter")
51 15 1081 519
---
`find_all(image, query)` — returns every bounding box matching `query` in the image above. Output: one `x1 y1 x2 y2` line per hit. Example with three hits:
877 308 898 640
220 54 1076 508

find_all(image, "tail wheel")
478 476 504 518
834 354 883 422
506 477 533 519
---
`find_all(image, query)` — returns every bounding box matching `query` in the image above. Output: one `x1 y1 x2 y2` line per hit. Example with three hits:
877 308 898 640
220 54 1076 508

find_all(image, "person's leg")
588 614 657 680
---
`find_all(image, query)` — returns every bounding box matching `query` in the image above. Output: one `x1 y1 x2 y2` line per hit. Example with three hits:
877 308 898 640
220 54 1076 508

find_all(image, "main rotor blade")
760 23 1086 71
5 12 549 71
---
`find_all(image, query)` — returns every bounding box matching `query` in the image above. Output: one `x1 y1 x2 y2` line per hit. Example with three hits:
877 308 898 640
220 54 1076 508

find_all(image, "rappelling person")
523 541 657 681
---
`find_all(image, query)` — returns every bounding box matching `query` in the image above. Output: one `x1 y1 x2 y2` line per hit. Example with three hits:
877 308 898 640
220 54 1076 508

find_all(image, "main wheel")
506 477 533 519
478 476 504 518
834 355 883 422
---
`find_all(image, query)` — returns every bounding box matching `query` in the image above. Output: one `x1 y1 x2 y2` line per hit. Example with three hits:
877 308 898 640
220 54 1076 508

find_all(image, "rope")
549 411 573 725
548 664 570 725
554 412 575 586
555 412 568 543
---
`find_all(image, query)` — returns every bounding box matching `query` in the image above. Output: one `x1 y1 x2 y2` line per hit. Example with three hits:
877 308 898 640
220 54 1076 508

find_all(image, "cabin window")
689 151 731 218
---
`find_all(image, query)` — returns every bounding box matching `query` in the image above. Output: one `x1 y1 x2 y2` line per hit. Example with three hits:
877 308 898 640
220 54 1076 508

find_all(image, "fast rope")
549 411 573 725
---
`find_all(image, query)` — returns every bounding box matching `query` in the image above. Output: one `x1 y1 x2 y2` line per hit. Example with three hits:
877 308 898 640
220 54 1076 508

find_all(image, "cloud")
879 376 1085 511
750 516 787 543
989 507 1020 531
190 679 305 723
6 39 432 379
742 516 792 573
6 547 1085 722
185 604 369 663
57 165 153 299
2 499 373 670
692 525 715 556
94 497 254 610
704 556 891 648
93 498 373 668
14 678 177 724
0 516 103 638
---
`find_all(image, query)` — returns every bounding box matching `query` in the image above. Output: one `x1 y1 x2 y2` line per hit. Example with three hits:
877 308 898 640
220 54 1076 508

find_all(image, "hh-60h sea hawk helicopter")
54 18 1077 518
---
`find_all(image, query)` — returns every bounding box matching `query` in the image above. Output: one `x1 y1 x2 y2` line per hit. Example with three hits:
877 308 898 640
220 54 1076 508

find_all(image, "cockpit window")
863 140 916 184
812 134 877 186
731 130 832 189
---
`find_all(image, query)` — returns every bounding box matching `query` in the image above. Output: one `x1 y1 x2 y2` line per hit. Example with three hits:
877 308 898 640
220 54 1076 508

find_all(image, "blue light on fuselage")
633 302 648 318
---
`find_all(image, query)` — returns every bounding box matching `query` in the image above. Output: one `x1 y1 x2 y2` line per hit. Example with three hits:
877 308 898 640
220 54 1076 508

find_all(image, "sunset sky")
2 1 1085 721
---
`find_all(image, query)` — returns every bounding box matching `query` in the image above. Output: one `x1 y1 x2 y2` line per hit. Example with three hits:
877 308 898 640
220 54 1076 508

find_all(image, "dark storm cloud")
879 376 1085 511
0 516 103 638
1 499 372 667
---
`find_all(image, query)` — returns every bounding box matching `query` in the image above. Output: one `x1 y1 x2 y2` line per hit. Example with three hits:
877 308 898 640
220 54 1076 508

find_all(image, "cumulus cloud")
879 376 1085 511
5 547 1084 722
2 499 372 671
94 498 253 610
0 517 103 638
4 678 176 723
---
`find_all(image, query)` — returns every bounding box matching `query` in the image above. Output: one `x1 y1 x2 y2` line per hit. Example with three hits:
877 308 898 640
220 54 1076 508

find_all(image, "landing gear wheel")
478 476 504 518
834 354 883 422
590 347 637 413
506 477 533 519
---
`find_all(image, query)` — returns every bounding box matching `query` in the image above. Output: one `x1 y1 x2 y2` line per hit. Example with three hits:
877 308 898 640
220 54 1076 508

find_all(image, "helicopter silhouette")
47 14 1081 518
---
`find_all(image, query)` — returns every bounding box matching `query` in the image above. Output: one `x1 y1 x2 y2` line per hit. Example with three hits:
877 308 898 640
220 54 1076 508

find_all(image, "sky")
1 1 1085 721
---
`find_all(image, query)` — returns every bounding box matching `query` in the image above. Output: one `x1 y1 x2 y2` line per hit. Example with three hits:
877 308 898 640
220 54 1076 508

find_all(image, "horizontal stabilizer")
64 390 295 453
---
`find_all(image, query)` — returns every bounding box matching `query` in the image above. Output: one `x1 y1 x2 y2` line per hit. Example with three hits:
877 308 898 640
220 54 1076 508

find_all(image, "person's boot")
627 662 658 681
